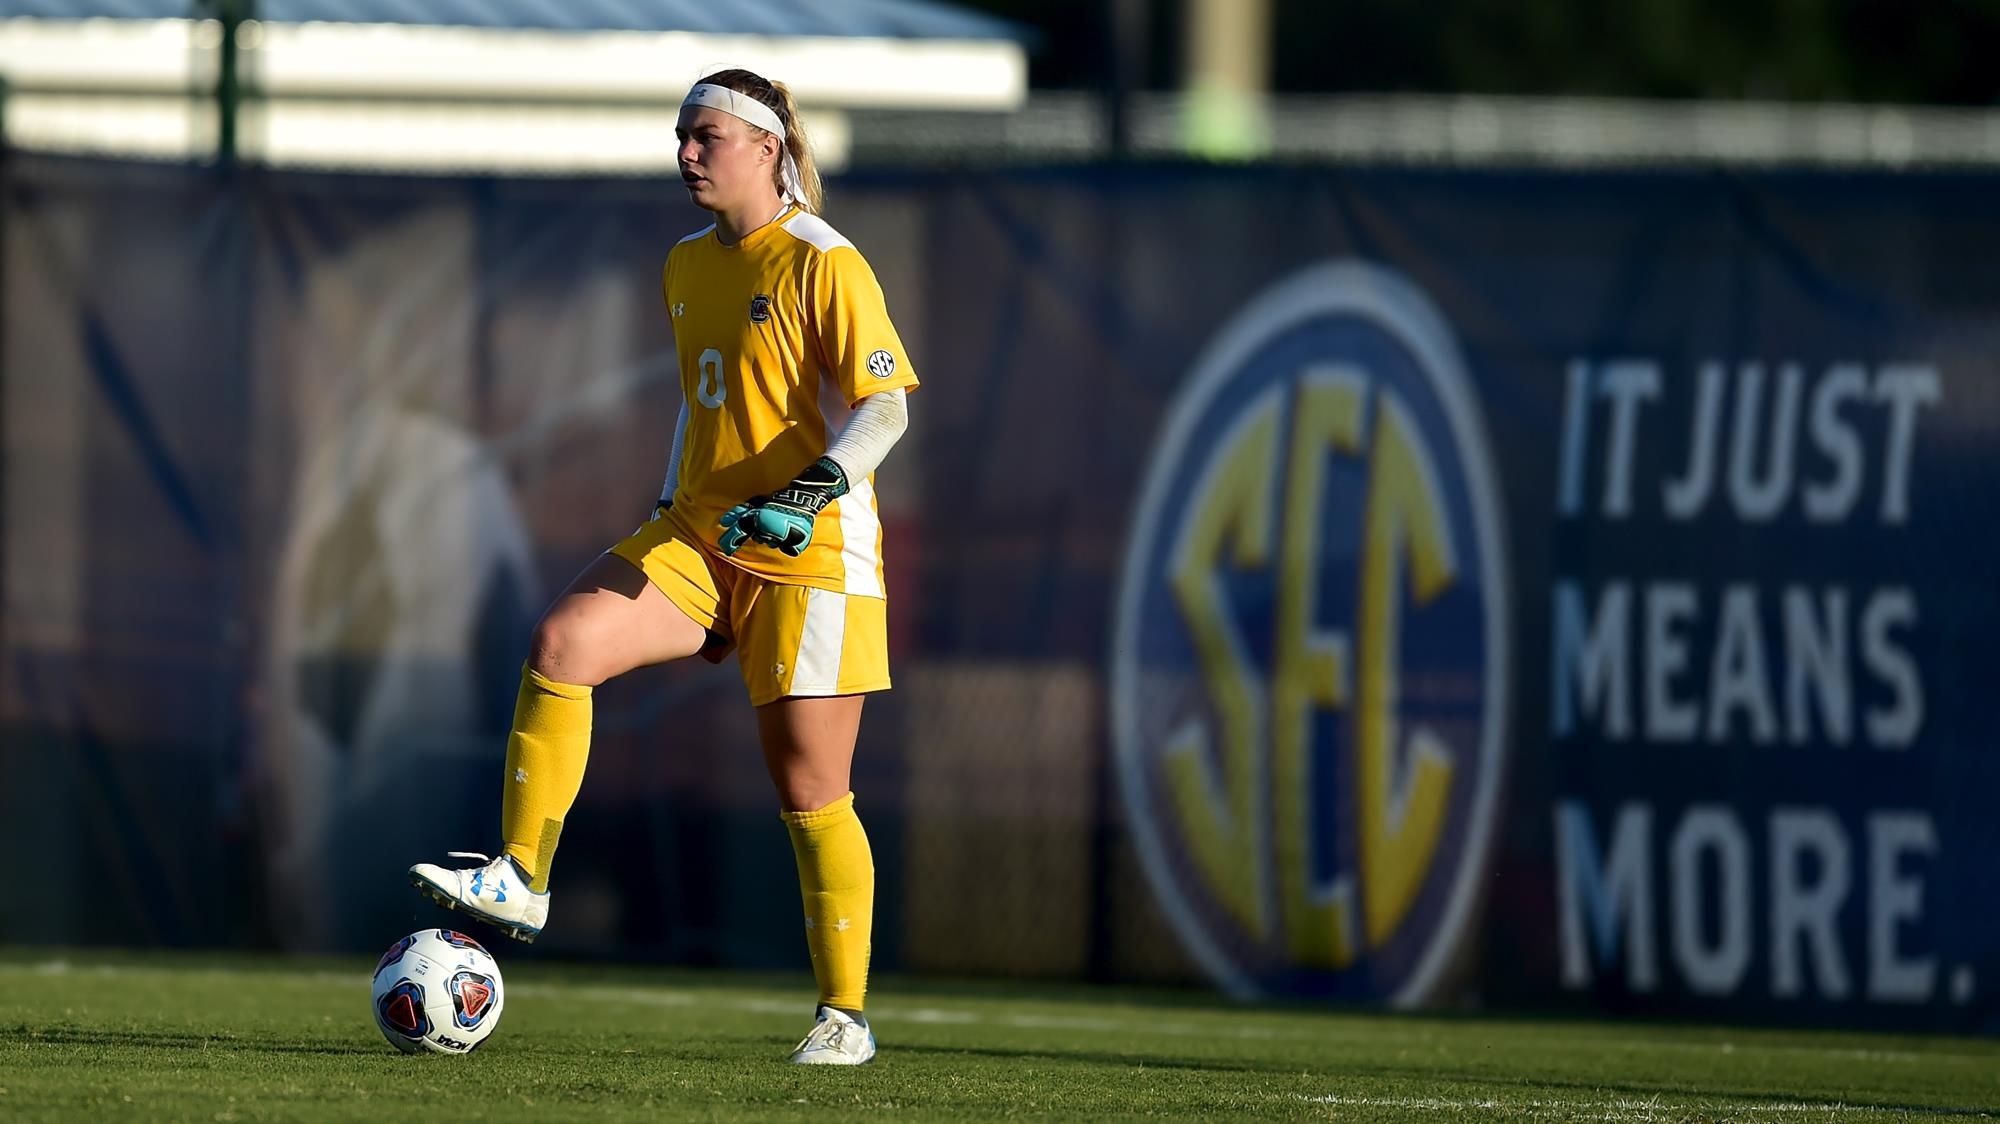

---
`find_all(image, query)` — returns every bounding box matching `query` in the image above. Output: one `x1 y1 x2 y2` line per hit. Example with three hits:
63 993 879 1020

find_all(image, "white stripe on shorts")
836 476 884 598
791 587 847 695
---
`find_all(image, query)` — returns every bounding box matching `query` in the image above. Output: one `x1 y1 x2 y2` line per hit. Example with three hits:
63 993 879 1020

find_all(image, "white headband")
682 82 808 204
683 83 785 139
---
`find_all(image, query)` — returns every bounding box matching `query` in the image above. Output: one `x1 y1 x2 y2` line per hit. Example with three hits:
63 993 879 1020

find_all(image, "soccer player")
409 68 917 1066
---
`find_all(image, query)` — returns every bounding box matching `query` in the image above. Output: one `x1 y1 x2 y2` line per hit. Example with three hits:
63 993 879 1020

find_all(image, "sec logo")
1111 260 1511 1005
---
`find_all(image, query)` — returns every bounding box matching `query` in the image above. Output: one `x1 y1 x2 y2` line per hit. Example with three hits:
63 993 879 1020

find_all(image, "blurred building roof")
0 0 1029 171
0 0 1029 41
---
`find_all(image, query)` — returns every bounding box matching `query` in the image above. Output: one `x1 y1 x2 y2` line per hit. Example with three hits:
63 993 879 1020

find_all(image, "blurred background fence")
5 151 1998 1036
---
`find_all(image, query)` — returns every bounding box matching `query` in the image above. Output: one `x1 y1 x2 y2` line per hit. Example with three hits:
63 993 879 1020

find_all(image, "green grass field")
2 950 1995 1122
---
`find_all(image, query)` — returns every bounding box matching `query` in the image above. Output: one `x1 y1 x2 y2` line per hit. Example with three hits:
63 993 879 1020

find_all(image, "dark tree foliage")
956 0 2000 105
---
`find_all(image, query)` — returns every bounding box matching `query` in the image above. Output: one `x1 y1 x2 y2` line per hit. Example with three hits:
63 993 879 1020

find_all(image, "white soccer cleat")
408 851 548 944
789 1006 877 1065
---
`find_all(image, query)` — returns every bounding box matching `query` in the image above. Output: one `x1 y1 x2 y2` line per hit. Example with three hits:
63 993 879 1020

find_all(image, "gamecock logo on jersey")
1111 260 1511 1006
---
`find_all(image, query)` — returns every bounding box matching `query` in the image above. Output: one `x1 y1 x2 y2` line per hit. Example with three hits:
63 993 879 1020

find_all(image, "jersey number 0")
697 348 727 409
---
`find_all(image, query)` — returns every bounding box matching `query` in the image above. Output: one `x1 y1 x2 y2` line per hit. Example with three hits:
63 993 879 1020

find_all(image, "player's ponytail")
696 68 825 214
768 80 825 215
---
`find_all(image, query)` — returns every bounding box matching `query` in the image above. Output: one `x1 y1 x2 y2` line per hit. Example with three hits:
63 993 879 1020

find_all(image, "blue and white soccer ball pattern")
370 929 505 1054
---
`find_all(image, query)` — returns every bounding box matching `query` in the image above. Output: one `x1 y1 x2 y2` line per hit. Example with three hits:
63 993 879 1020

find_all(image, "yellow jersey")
662 205 920 595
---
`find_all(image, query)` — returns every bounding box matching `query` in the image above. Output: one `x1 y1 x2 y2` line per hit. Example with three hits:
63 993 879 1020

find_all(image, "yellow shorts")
609 507 892 706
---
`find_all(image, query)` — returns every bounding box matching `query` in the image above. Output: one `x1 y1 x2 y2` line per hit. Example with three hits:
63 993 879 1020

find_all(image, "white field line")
13 959 1998 1070
1302 1093 1902 1121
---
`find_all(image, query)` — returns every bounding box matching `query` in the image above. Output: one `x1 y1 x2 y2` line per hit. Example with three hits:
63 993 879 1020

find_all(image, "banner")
3 154 1996 1032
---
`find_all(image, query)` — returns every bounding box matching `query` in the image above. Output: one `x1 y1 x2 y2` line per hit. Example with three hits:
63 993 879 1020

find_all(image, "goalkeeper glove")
718 456 849 558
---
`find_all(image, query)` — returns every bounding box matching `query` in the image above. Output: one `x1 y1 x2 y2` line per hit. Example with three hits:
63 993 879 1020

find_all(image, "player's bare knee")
526 613 599 686
774 773 849 814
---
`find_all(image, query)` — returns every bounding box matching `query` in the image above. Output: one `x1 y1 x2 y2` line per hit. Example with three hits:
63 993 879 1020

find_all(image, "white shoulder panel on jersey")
675 224 716 246
781 211 855 254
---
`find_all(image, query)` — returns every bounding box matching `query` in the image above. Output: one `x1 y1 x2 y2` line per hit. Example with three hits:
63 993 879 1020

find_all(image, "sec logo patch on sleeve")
867 349 896 378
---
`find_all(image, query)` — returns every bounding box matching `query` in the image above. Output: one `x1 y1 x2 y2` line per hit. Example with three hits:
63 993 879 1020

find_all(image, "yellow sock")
781 792 874 1012
499 665 592 893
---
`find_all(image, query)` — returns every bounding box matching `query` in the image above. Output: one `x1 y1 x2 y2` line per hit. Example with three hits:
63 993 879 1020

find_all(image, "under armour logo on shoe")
470 871 508 903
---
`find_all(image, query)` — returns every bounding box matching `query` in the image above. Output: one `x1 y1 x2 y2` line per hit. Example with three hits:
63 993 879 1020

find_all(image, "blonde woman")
411 68 917 1065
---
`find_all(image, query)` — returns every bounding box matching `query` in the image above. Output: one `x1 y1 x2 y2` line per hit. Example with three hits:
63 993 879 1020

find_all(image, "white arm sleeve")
824 388 909 483
657 393 690 506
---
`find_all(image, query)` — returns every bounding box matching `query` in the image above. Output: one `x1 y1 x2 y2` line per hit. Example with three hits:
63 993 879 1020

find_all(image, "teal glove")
718 457 849 558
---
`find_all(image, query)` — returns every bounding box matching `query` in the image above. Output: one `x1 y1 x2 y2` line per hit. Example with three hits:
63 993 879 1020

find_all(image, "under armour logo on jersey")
672 303 685 317
749 294 773 323
867 349 896 379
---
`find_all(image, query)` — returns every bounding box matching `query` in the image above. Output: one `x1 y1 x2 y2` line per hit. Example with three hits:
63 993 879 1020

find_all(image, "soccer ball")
370 929 505 1054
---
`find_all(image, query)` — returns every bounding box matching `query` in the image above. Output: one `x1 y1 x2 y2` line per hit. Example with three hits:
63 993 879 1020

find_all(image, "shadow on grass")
888 1040 2000 1117
14 1025 381 1058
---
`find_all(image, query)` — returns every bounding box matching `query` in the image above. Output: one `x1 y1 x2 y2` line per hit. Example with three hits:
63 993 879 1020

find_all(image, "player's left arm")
717 390 907 556
719 246 918 558
655 390 690 517
655 247 688 518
